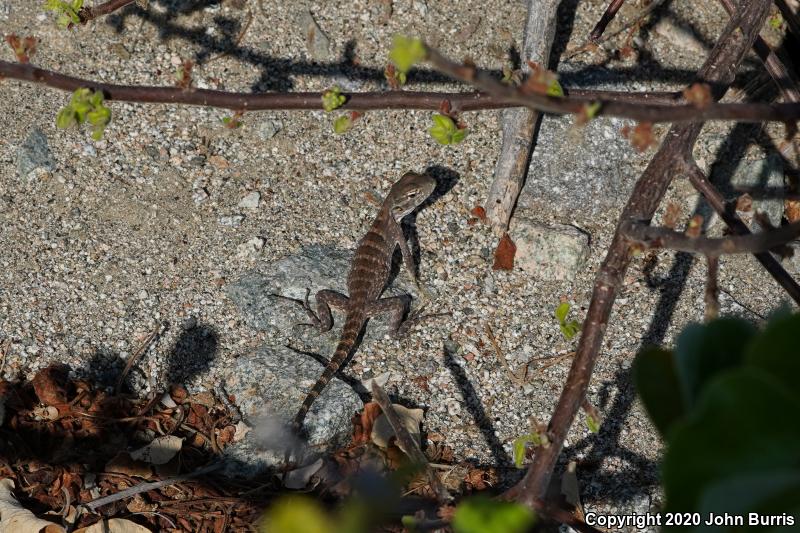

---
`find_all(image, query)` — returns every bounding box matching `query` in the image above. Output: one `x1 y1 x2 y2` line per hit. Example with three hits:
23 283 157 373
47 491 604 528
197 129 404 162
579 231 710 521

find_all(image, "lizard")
290 171 436 432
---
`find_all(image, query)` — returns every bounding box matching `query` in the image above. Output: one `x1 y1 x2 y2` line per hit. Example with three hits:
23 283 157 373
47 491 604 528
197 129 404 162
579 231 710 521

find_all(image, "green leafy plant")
56 88 111 140
452 497 536 533
633 312 800 530
429 113 467 145
389 35 426 77
768 13 783 29
555 302 580 340
512 432 545 469
585 413 600 433
44 0 83 28
322 86 346 112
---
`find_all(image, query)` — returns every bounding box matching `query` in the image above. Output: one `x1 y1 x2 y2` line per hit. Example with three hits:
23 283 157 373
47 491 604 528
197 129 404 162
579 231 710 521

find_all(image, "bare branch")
504 0 773 506
621 219 800 255
424 47 800 123
684 162 800 305
78 0 136 24
705 255 720 321
589 0 628 41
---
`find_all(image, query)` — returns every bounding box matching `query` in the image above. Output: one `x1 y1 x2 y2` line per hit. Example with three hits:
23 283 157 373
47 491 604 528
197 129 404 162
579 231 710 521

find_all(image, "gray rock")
238 191 261 209
256 119 283 140
225 244 414 351
517 114 646 221
221 344 361 474
299 10 330 60
509 218 590 281
730 154 784 230
219 214 245 227
17 129 55 178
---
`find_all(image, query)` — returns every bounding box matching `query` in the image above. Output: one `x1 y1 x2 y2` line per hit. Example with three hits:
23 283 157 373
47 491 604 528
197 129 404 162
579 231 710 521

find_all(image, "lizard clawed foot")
393 306 451 338
271 289 324 330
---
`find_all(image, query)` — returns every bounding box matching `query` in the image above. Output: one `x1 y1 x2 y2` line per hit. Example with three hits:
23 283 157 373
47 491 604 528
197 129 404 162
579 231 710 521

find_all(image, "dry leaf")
32 366 67 406
32 406 59 421
492 233 516 270
0 479 65 533
370 404 424 455
621 122 656 152
130 435 183 465
105 452 152 479
470 206 487 222
683 83 712 108
232 421 251 443
352 402 382 446
283 458 324 489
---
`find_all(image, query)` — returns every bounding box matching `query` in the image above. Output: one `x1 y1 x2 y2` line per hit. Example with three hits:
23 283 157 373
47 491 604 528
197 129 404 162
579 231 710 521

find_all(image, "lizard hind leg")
303 289 349 332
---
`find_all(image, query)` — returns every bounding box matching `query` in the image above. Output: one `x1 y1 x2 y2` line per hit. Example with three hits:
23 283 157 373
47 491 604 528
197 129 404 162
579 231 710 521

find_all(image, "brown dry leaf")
492 233 516 271
130 435 183 465
32 366 68 406
786 199 800 223
437 504 457 521
105 452 153 479
187 391 216 408
0 479 65 533
168 384 188 402
464 467 498 491
215 425 236 447
470 205 487 222
683 83 712 108
621 122 656 152
736 193 753 212
685 215 704 238
370 405 424 455
351 402 382 446
663 202 682 229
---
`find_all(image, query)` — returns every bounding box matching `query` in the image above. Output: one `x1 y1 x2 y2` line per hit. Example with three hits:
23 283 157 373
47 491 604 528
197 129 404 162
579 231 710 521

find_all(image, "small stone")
238 191 261 209
192 188 210 205
299 9 331 60
236 237 266 258
257 119 283 140
412 0 428 16
208 155 229 169
510 217 590 281
82 144 97 157
219 214 245 227
17 129 55 179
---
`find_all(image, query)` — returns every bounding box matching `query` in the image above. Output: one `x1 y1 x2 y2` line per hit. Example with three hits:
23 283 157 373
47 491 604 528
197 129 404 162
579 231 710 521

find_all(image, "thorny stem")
502 0 773 506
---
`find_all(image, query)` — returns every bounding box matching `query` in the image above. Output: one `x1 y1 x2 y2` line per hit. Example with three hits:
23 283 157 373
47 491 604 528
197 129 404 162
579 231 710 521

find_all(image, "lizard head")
386 171 436 222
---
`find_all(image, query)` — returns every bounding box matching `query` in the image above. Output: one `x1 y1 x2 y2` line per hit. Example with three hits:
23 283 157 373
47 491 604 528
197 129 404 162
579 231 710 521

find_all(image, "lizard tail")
292 311 365 431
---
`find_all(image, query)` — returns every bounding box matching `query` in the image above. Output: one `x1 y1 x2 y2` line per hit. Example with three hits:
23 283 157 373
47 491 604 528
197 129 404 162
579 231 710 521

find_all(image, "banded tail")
292 311 366 430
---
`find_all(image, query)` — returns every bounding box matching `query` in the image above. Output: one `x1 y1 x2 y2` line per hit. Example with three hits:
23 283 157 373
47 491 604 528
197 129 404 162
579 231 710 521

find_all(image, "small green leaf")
585 414 599 433
554 302 570 323
56 107 76 129
769 13 783 29
259 496 331 533
453 497 536 533
428 113 467 145
401 515 418 529
546 78 564 97
511 433 542 469
332 115 353 134
583 102 601 121
389 35 427 74
322 86 346 112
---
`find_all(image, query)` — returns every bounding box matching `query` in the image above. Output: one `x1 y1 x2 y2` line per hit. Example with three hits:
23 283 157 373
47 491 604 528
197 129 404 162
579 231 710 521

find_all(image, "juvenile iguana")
291 171 436 431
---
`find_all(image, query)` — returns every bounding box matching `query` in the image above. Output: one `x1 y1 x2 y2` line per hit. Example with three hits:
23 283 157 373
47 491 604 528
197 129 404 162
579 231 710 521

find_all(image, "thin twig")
78 0 136 23
684 161 800 305
370 381 451 502
424 47 800 123
115 323 164 394
485 325 527 385
81 462 223 512
704 255 720 321
622 219 800 255
589 0 627 41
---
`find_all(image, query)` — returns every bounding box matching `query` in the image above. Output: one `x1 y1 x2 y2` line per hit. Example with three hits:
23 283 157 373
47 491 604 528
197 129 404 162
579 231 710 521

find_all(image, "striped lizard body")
292 171 436 431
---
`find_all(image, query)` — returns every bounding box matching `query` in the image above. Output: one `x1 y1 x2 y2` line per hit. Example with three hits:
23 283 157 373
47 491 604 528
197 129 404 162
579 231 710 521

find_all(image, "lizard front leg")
390 221 431 303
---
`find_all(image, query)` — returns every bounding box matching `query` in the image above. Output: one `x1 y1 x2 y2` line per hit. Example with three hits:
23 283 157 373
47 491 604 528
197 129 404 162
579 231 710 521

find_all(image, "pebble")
219 214 245 227
238 191 261 209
